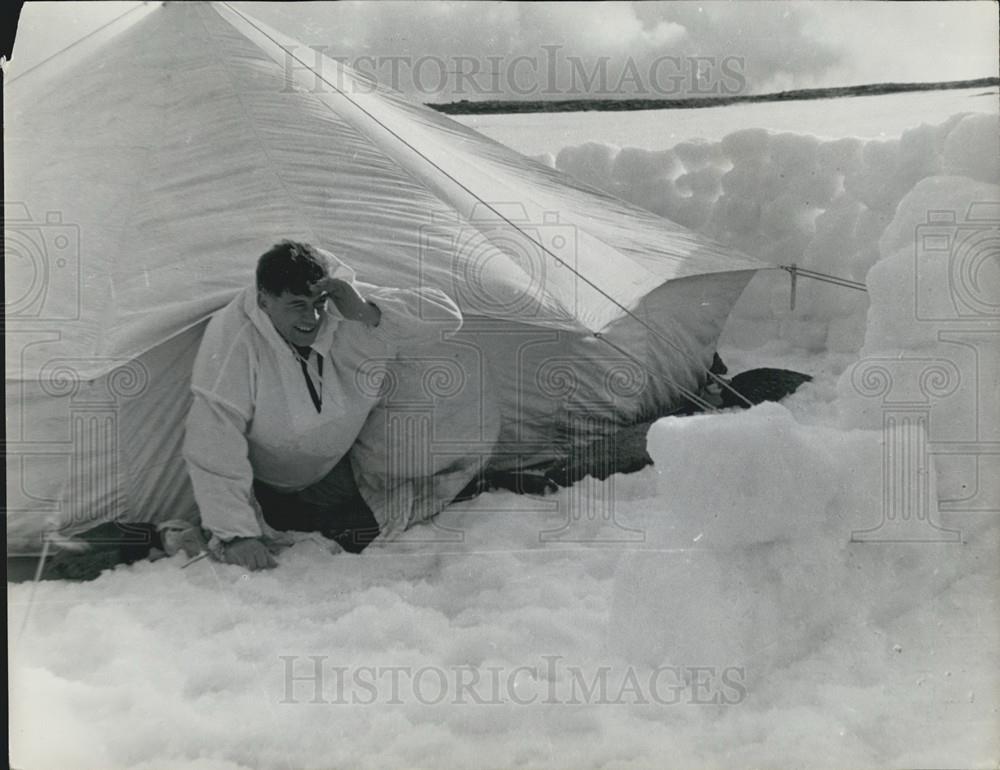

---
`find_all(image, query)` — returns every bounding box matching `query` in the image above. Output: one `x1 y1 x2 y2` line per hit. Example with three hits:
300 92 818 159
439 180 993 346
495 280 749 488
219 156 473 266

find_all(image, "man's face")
258 287 329 348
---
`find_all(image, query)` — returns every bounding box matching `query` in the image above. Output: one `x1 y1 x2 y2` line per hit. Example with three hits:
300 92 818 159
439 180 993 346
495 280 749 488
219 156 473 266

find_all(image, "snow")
9 89 1000 768
10 461 998 769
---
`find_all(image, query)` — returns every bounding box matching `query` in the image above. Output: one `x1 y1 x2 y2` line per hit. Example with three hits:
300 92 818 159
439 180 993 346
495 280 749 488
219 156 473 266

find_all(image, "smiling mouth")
294 325 317 334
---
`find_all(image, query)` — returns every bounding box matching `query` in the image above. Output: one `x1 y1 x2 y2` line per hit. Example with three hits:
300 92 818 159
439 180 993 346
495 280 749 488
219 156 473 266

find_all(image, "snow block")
609 403 967 672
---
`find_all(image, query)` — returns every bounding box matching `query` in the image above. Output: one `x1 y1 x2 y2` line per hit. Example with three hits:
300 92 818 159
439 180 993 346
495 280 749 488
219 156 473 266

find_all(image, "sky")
6 1 999 102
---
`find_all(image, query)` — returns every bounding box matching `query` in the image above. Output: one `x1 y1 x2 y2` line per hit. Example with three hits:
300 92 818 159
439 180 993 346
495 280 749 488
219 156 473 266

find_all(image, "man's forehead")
277 287 327 304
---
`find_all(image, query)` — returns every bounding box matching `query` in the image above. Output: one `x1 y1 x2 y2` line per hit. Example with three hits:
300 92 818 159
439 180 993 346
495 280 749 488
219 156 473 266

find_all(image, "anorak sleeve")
364 285 463 350
183 393 264 541
182 317 264 541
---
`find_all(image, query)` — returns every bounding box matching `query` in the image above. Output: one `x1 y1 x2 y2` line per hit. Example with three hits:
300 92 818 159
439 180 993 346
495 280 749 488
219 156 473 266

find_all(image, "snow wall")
544 111 999 354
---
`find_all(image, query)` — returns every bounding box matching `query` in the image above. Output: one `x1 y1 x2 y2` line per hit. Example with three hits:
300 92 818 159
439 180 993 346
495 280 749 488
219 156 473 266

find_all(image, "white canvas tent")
5 2 765 551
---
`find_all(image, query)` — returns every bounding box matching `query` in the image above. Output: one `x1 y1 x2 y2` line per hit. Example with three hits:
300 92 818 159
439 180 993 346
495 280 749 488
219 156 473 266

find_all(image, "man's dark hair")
256 240 327 296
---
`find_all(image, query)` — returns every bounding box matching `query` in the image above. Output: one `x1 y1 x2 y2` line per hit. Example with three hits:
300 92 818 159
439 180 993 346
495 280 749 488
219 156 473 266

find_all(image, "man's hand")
221 537 277 570
314 278 381 327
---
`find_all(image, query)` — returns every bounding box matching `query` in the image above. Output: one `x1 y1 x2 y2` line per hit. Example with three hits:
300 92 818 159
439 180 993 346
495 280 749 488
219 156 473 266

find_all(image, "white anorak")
183 282 462 541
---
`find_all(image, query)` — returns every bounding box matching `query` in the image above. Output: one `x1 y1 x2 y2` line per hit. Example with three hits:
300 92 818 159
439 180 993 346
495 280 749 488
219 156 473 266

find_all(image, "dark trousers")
253 455 381 554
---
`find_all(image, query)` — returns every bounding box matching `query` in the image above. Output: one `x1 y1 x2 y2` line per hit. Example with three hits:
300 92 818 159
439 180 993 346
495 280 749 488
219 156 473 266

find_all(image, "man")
183 240 463 570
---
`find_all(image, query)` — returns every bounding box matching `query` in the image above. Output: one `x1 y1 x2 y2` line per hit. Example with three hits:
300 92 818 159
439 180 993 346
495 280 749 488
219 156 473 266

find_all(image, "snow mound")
611 403 987 675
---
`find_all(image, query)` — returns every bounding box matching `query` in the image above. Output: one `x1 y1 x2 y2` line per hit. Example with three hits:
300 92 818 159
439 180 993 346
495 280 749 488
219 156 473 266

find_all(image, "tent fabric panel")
212 4 764 280
214 4 764 331
119 325 205 533
6 326 205 552
7 380 124 552
350 335 503 537
477 269 755 472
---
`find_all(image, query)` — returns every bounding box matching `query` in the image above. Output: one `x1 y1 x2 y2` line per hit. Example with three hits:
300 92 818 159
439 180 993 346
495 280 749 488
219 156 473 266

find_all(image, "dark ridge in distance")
427 77 1000 115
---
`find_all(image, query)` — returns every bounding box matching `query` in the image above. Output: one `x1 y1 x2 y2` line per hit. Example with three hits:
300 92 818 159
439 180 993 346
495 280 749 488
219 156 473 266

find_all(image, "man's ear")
257 290 269 311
